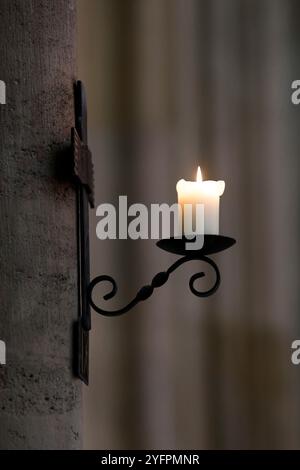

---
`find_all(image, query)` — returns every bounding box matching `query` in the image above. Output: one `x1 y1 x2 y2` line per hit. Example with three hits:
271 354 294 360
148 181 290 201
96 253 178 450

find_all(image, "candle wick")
196 166 202 183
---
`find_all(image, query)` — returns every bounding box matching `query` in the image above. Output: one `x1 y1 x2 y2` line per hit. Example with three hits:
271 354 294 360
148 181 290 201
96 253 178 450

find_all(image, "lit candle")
176 166 225 235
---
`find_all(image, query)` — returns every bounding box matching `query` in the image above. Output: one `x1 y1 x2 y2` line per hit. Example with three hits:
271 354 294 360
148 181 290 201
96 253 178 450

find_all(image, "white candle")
176 166 225 235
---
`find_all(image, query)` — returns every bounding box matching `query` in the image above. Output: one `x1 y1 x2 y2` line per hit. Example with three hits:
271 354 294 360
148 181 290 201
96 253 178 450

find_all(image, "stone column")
0 0 82 449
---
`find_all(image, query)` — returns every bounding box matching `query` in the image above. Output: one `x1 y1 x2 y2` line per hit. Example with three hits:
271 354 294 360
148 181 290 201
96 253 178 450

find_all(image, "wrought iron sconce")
72 81 236 384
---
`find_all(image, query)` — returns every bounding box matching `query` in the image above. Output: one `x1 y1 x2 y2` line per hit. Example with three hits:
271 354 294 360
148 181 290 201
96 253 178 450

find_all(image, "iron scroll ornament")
87 235 236 317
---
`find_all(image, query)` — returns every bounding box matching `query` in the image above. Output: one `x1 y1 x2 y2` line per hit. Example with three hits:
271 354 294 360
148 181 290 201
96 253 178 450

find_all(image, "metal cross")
72 80 94 385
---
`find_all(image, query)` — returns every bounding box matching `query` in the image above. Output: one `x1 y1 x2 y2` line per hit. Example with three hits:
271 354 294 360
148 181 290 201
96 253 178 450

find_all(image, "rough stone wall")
0 0 82 449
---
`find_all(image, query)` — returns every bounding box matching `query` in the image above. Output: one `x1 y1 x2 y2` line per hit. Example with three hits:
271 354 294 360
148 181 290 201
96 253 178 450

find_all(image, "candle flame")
196 166 202 183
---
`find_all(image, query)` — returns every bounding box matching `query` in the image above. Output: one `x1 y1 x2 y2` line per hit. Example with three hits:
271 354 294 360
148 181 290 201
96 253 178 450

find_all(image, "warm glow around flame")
196 166 202 183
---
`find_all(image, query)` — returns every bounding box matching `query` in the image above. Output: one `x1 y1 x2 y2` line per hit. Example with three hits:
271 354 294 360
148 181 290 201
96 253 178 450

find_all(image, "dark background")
78 0 300 449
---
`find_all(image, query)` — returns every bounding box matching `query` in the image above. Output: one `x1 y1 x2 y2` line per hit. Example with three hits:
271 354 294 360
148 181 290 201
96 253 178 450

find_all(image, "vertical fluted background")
78 0 300 449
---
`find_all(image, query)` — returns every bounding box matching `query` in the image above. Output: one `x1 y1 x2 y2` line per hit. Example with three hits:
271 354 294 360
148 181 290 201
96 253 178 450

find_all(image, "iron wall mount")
71 81 236 384
72 81 94 385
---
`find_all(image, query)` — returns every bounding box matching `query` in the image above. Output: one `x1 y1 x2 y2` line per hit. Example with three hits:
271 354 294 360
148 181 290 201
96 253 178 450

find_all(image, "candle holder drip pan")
157 234 236 256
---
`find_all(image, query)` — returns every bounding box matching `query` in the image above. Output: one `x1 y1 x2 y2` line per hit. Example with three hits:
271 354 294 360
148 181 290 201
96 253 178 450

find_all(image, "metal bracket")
72 80 94 385
87 236 236 317
70 83 236 385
